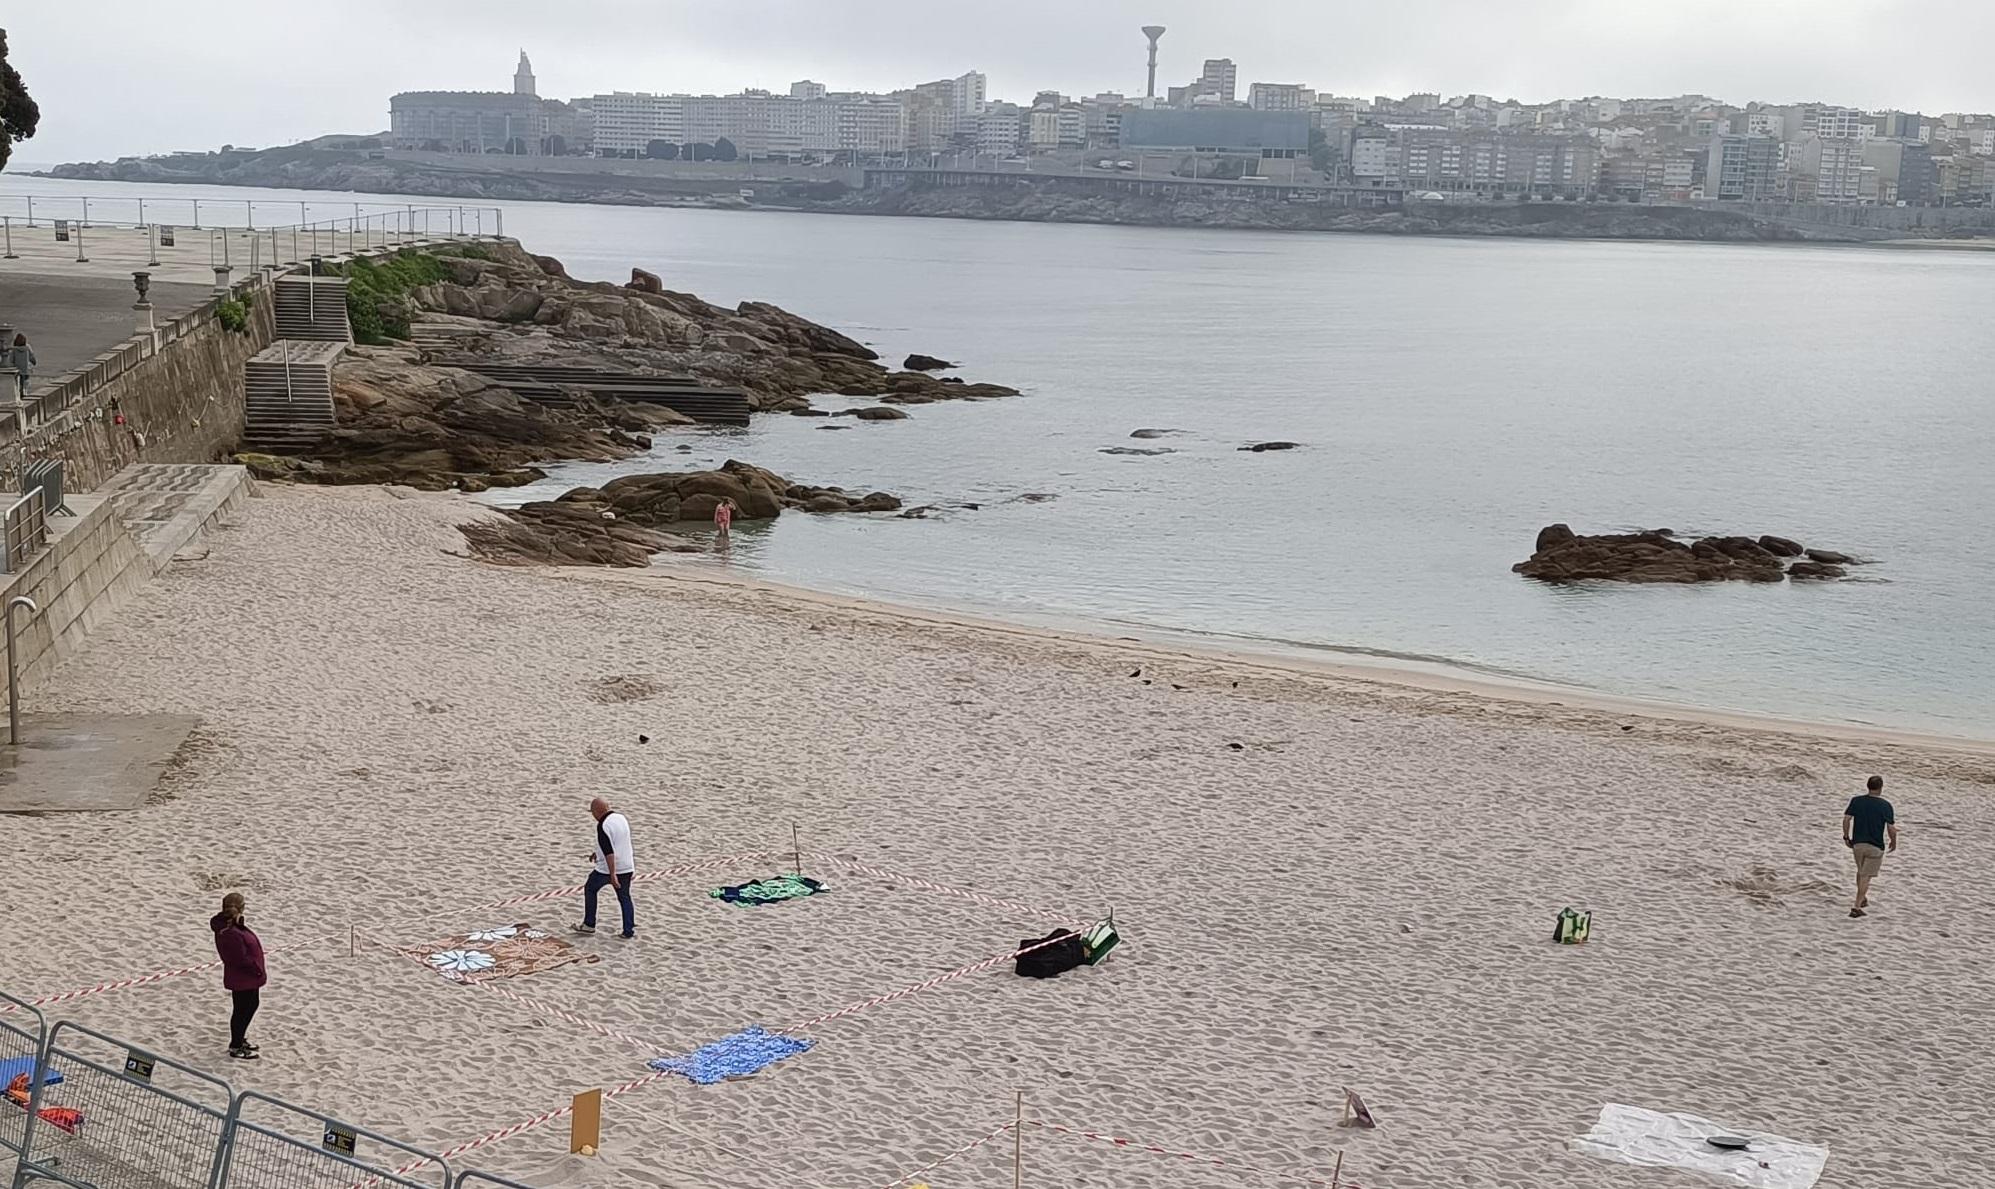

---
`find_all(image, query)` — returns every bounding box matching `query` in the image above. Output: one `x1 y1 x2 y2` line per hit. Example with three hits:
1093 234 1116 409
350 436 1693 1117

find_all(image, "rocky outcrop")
836 406 909 421
1516 524 1868 584
468 461 902 567
408 243 1018 414
1240 441 1302 452
903 354 955 371
269 345 656 490
460 508 691 568
1805 548 1854 565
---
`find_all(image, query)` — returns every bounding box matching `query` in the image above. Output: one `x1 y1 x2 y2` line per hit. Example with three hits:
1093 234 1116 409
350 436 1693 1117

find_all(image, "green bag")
1553 907 1592 945
1081 914 1121 965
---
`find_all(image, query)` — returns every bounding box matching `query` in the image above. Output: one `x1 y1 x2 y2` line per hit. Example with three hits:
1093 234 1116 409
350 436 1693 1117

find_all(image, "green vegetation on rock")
326 251 453 344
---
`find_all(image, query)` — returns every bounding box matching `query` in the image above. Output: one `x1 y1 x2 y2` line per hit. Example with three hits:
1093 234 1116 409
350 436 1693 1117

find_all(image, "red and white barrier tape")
1026 1121 1360 1188
2 940 323 1016
782 930 1084 1034
391 1068 675 1176
876 1118 1018 1189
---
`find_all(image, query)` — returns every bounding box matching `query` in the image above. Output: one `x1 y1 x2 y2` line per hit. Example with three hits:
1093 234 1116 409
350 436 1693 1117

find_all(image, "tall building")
1791 135 1866 202
1199 59 1237 104
391 53 576 154
1706 134 1786 200
790 80 828 101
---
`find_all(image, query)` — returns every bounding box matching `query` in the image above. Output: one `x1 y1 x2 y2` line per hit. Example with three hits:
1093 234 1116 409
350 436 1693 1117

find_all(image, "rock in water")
1239 441 1302 452
1130 428 1184 439
1514 526 1784 583
903 353 956 371
836 406 910 421
1100 446 1177 456
1787 561 1847 580
1805 548 1854 565
1759 534 1804 557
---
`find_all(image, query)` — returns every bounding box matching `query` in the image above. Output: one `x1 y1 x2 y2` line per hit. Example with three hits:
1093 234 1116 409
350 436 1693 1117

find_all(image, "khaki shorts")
1852 843 1884 879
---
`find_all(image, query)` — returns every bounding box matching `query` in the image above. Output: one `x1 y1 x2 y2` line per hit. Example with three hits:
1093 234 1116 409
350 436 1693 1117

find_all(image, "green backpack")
1553 907 1592 945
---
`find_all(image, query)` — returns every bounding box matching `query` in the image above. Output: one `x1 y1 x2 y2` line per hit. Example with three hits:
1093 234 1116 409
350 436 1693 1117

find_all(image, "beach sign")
160 225 176 248
322 1123 358 1156
53 220 68 243
122 1051 154 1082
571 1088 603 1155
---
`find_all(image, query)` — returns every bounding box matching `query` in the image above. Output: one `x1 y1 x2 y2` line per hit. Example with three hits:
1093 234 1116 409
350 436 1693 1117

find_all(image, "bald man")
575 797 636 939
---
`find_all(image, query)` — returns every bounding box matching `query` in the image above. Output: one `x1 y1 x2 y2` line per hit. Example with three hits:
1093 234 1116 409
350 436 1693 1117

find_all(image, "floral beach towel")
406 923 599 985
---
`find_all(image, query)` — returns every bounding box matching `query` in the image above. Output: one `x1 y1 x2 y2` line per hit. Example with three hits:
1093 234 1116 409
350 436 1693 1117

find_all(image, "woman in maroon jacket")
209 893 266 1059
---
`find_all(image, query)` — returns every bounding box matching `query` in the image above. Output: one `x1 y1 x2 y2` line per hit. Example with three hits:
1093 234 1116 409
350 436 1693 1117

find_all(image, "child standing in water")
714 498 734 542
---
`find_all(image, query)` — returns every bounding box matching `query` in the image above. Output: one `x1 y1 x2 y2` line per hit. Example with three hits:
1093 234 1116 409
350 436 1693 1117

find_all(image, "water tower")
1142 26 1166 99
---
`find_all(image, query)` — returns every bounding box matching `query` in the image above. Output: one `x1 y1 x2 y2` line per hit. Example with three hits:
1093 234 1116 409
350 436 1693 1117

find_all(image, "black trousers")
229 989 260 1048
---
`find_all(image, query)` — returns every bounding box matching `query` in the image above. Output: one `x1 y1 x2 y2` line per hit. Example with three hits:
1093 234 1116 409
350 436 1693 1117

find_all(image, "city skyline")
11 0 1995 163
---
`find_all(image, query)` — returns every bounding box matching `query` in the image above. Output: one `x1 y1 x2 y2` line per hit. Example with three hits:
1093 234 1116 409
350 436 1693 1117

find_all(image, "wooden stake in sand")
1013 1090 1023 1189
347 925 355 959
792 823 802 877
1332 1149 1344 1189
570 1088 603 1156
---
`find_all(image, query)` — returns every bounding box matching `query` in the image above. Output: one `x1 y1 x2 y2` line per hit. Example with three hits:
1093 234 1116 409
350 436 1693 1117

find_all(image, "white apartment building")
1249 83 1313 112
593 91 686 154
790 80 827 101
1793 134 1866 202
592 90 904 157
977 104 1025 155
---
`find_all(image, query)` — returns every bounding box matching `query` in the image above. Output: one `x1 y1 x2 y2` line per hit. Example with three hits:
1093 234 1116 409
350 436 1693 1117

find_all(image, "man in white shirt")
575 797 636 939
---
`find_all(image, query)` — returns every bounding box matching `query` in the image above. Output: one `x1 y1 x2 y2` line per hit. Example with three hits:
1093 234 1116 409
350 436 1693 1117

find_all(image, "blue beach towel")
648 1027 812 1085
0 1056 60 1088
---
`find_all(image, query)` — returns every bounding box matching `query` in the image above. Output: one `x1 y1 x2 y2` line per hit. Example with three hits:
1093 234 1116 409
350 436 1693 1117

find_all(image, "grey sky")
11 0 1995 163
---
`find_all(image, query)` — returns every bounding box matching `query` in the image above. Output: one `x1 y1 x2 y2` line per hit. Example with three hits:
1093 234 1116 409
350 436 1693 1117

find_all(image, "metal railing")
217 1092 450 1189
2 486 47 573
0 194 501 238
1 994 538 1189
0 989 51 1164
13 1019 237 1189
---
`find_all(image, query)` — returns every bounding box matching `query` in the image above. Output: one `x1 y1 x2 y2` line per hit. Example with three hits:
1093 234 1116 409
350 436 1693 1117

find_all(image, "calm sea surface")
11 178 1995 736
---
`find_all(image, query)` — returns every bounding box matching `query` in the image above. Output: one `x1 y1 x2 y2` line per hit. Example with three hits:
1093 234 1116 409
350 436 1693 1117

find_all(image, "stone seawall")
0 494 152 704
23 279 277 492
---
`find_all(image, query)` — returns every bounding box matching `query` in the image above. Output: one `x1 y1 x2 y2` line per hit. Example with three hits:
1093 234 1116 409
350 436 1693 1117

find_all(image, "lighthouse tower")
513 50 536 97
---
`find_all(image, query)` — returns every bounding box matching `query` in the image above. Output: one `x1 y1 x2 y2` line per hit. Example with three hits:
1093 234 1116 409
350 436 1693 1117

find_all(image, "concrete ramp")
98 463 252 570
0 713 201 813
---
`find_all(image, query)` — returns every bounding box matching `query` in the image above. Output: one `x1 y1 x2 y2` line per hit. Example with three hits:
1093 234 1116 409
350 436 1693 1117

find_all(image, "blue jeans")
584 871 635 936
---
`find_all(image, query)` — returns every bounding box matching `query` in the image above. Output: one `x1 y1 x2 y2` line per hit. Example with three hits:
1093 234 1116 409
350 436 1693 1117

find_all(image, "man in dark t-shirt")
1841 775 1898 919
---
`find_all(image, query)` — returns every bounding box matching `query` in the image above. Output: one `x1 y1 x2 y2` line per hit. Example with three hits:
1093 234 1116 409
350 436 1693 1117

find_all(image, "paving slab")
0 712 201 812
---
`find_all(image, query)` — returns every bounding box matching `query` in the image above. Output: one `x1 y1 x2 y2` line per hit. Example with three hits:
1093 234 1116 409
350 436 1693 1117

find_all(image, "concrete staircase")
241 341 344 453
273 276 354 342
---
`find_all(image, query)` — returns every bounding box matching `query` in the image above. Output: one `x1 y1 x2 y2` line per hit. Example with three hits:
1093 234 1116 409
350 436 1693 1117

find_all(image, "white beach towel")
1571 1103 1829 1189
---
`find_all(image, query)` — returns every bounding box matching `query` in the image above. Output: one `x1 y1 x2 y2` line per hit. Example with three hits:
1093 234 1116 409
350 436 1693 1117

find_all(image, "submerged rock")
903 353 956 371
1100 446 1177 456
1240 441 1302 452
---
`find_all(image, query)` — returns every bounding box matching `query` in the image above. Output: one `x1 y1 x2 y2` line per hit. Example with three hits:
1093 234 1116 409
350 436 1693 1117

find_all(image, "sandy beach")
5 482 1994 1189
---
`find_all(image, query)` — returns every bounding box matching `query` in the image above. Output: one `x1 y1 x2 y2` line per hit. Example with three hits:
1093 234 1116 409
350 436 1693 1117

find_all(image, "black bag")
1015 928 1087 979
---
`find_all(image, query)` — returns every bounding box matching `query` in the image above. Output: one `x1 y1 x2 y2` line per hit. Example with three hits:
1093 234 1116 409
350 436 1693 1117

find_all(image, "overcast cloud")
9 0 1995 163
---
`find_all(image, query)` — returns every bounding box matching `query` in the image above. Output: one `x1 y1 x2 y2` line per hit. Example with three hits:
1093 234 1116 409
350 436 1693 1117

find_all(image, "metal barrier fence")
14 1021 235 1189
0 998 534 1189
1 488 46 574
0 991 50 1165
218 1092 448 1189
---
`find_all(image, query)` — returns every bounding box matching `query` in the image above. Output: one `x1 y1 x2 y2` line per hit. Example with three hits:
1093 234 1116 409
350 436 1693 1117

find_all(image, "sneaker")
618 932 636 941
1849 908 1866 918
241 1042 259 1053
571 923 597 935
229 1046 260 1060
